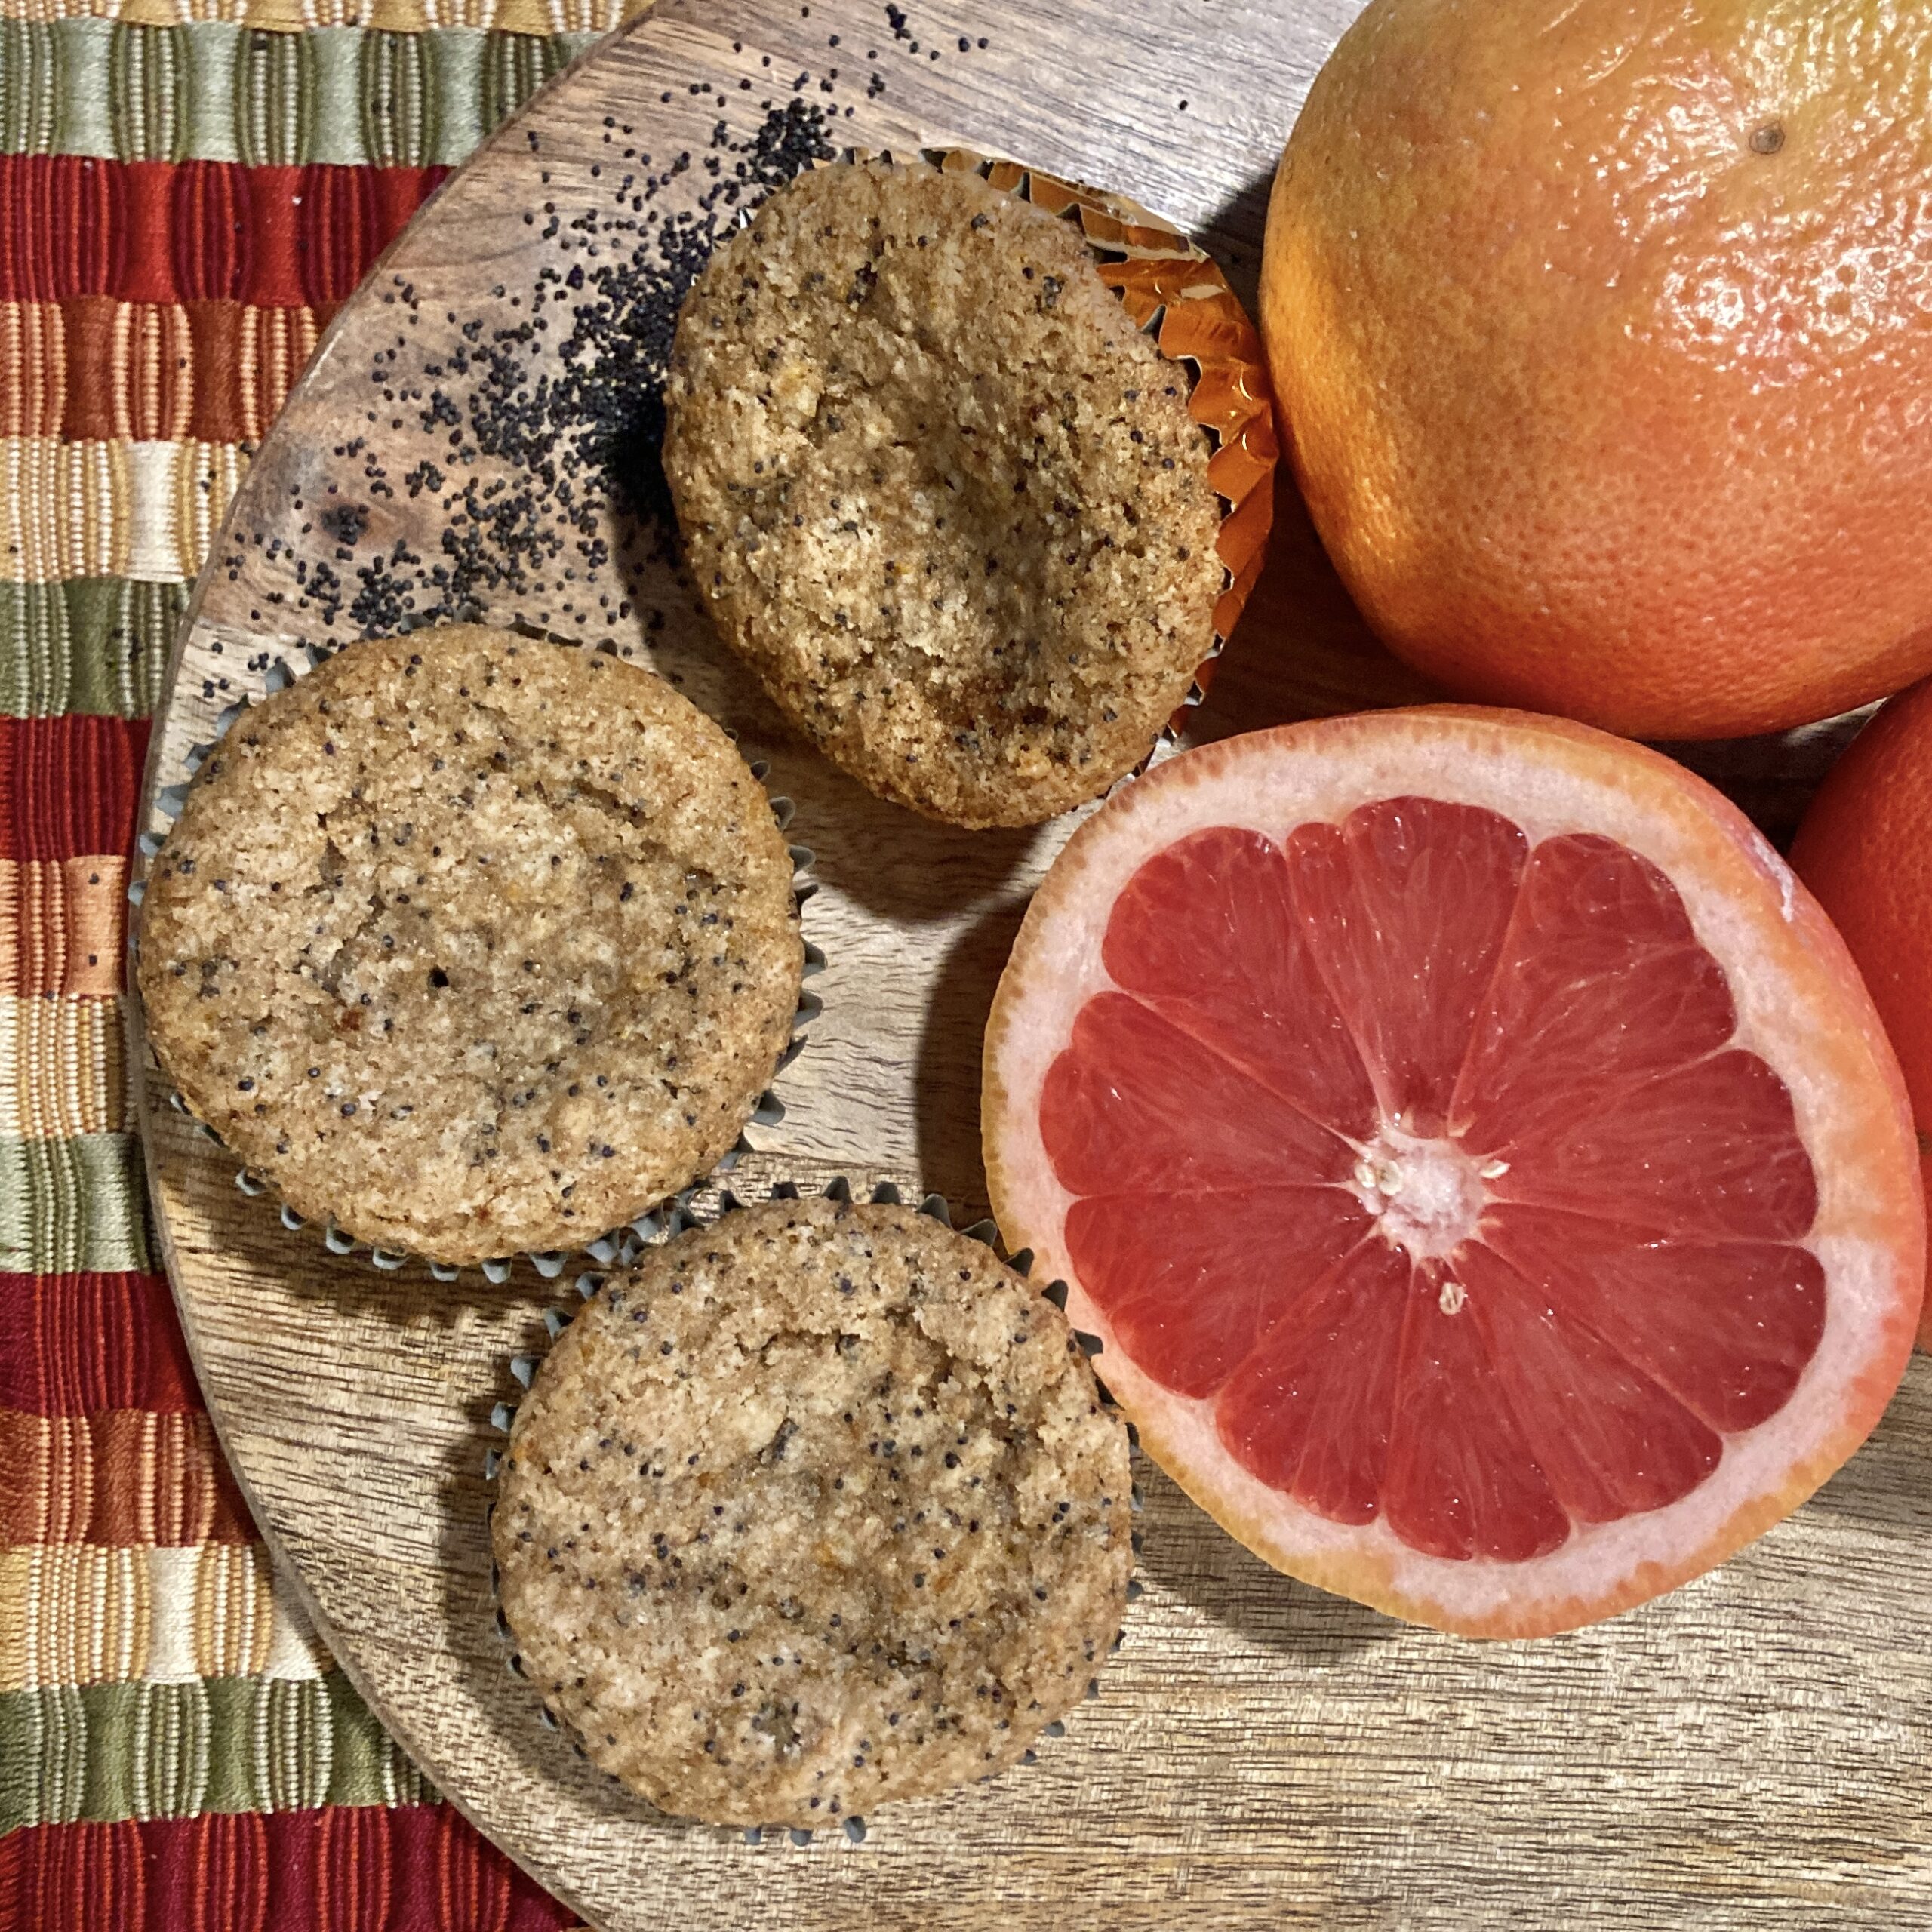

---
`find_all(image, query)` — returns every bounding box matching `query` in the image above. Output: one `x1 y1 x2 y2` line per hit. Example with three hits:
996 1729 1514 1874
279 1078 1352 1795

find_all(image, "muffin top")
137 625 803 1263
663 156 1226 829
491 1195 1134 1826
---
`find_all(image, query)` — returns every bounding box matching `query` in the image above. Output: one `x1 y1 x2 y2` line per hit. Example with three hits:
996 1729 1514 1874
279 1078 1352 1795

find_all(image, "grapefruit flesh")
984 709 1922 1635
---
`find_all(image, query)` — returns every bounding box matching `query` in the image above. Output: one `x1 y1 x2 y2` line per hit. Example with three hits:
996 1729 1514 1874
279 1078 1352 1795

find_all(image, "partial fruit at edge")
1792 678 1932 1348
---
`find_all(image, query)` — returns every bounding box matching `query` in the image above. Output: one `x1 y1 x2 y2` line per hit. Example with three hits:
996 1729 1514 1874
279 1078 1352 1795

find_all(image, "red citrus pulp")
983 709 1921 1636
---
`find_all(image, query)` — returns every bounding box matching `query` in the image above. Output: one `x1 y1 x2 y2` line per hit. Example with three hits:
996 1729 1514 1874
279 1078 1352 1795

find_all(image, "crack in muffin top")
137 625 803 1263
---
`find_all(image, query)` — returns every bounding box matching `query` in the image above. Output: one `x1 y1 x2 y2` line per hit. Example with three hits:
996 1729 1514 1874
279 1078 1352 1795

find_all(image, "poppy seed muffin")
491 1195 1134 1826
663 156 1227 829
136 625 803 1264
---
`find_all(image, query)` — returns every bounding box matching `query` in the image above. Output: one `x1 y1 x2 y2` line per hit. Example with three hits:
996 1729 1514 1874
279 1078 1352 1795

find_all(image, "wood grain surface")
135 2 1932 1926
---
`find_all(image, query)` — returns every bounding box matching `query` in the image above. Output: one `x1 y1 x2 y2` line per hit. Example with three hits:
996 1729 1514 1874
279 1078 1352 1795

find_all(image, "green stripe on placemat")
108 21 186 164
0 22 593 164
478 29 572 138
0 580 183 721
50 19 116 162
361 28 435 169
0 23 58 158
0 1672 438 1830
0 1134 151 1275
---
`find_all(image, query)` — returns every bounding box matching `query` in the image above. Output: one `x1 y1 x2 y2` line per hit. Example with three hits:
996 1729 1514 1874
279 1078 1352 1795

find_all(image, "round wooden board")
134 2 1932 1926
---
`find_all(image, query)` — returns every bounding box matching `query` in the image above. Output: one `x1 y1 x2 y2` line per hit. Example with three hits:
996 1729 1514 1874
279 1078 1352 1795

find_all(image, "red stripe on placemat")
0 1272 199 1414
0 1817 146 1932
242 165 305 311
124 162 180 307
7 162 454 443
316 1803 396 1932
0 1267 254 1547
0 715 149 862
277 1807 580 1932
0 156 124 302
173 161 252 305
240 162 420 319
297 165 380 321
0 155 445 318
433 1799 517 1932
375 168 448 260
0 1814 580 1930
149 1810 272 1932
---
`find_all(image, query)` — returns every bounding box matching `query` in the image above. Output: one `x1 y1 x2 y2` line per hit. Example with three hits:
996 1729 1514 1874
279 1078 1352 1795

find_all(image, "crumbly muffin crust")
663 157 1225 829
491 1196 1134 1826
137 625 803 1263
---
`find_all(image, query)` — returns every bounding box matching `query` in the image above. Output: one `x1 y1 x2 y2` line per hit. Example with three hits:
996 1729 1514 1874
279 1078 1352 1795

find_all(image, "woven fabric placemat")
0 7 672 1920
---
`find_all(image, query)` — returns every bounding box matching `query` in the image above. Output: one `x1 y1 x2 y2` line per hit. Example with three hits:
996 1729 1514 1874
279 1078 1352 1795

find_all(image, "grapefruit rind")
1788 678 1932 1352
983 707 1923 1638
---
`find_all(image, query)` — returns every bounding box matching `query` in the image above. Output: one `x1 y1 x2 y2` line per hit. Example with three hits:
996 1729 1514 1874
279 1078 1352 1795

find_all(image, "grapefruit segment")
1284 798 1527 1137
1380 1266 1570 1565
1450 833 1739 1149
1103 826 1377 1138
983 708 1923 1636
1477 1208 1826 1435
1494 1051 1820 1240
1215 1238 1407 1524
1066 1189 1371 1400
1039 992 1357 1195
1455 1243 1722 1524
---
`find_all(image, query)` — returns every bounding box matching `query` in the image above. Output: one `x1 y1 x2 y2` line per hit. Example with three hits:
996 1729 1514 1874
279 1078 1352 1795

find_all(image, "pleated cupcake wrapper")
132 635 827 1284
481 1174 1143 1847
794 143 1278 746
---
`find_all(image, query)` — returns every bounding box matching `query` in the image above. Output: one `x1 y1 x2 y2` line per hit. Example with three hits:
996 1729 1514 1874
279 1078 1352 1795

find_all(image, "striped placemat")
0 5 661 1921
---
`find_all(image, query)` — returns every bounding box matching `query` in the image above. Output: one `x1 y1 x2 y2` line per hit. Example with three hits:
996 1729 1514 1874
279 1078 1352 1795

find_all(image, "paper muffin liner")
131 641 826 1287
481 1174 1143 1847
846 143 1278 742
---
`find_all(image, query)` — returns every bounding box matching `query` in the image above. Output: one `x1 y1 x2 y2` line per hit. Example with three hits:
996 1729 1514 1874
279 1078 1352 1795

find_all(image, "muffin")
491 1193 1133 1826
663 152 1275 829
137 624 804 1264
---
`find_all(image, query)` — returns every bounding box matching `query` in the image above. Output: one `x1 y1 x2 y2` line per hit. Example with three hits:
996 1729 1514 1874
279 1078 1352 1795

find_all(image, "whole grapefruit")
1261 0 1932 740
1792 681 1932 1343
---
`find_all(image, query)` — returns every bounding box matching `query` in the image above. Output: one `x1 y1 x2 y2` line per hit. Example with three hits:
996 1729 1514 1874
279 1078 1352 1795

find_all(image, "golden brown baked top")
664 157 1225 829
493 1195 1134 1826
137 625 802 1264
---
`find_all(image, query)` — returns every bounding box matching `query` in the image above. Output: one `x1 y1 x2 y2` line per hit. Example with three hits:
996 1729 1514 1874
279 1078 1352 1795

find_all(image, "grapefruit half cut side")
983 708 1923 1638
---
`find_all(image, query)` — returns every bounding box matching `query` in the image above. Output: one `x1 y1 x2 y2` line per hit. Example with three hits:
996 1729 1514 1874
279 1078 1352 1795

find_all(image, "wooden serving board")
134 2 1932 1925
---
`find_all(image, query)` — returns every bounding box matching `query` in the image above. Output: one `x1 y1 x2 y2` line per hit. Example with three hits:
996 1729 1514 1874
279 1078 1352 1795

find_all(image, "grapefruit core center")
1352 1128 1495 1267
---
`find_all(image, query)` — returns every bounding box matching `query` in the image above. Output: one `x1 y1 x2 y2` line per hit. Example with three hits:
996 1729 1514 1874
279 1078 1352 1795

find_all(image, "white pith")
1350 1125 1489 1266
985 715 1919 1635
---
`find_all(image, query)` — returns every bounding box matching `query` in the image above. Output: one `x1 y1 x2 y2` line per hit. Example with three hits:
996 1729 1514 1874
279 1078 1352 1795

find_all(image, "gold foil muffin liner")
132 641 824 1285
481 1175 1142 1847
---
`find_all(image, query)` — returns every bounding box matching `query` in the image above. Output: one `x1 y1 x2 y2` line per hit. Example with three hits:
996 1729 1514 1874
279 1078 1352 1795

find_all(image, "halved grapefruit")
983 709 1923 1637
